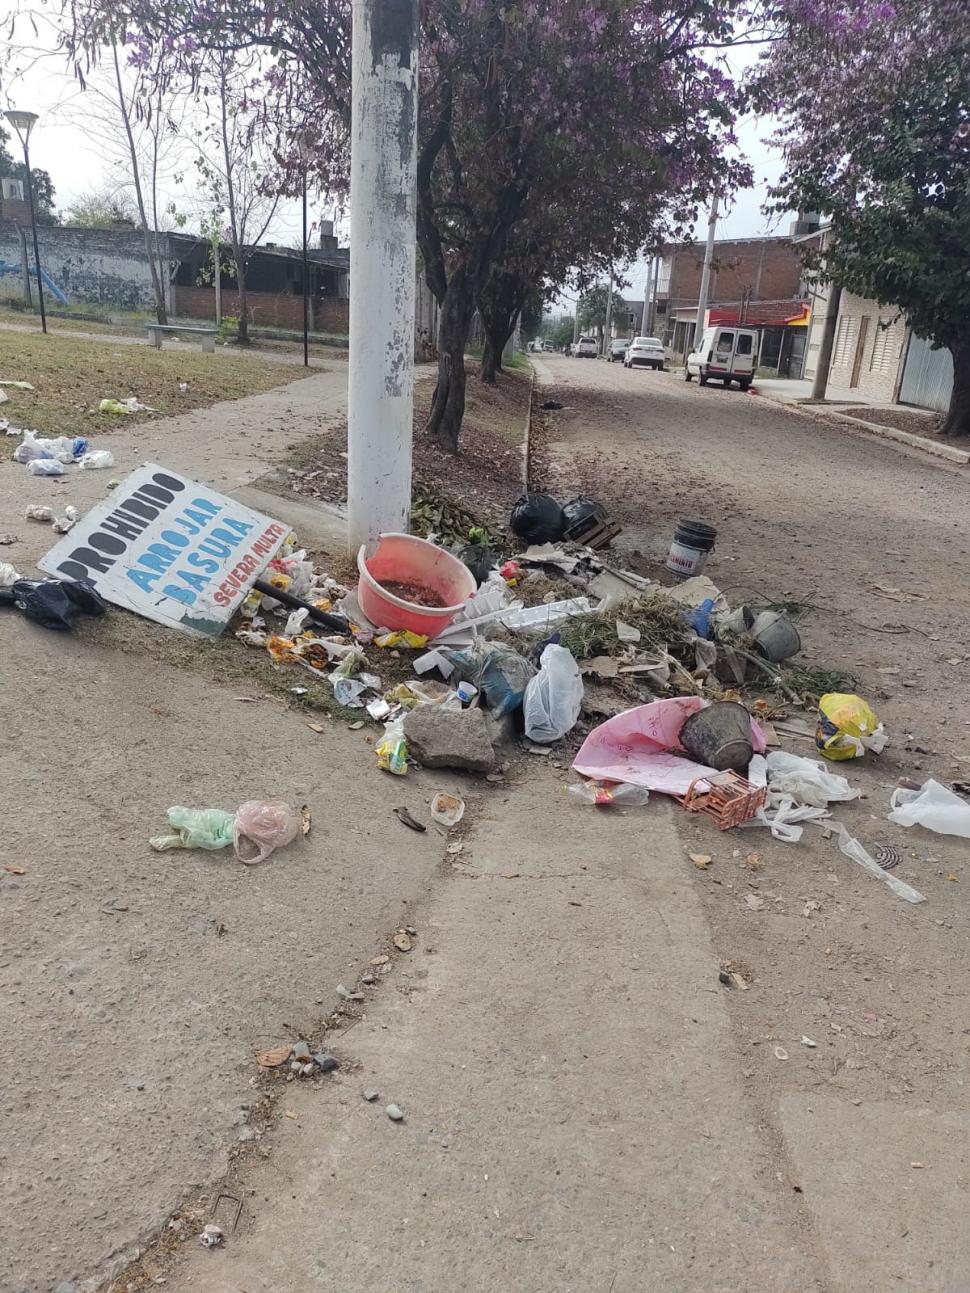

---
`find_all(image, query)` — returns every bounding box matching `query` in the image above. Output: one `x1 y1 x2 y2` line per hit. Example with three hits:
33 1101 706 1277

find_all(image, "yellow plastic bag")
816 693 887 761
376 734 409 775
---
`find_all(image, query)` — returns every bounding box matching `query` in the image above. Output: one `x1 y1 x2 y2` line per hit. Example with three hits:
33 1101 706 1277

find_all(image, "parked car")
575 335 598 358
608 338 631 362
624 336 666 370
685 326 756 390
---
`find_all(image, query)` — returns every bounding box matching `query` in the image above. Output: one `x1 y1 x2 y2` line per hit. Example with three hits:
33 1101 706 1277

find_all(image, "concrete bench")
144 323 218 353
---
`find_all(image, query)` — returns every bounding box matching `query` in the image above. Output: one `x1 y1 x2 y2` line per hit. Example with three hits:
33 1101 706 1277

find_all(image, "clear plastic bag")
233 800 301 864
79 450 115 470
765 750 859 809
568 779 650 807
27 458 66 476
888 779 970 839
447 638 536 716
523 644 584 743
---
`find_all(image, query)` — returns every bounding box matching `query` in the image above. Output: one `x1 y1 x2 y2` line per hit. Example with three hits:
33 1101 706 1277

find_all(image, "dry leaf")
4 864 27 875
500 870 521 879
284 1110 298 1120
232 696 259 703
393 932 412 952
948 873 958 882
306 721 325 734
370 954 390 966
256 1044 293 1069
689 853 712 869
446 841 464 856
300 804 312 837
744 852 763 870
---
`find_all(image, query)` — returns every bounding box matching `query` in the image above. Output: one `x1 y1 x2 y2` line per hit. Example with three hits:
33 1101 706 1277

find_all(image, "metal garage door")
899 333 954 413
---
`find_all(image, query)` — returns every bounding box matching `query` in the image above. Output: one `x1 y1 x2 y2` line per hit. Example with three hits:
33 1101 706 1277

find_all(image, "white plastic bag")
888 779 970 839
79 450 115 470
765 750 859 809
523 644 584 744
27 458 66 476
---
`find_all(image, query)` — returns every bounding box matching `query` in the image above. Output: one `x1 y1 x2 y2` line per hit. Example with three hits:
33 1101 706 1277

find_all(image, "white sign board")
39 464 289 636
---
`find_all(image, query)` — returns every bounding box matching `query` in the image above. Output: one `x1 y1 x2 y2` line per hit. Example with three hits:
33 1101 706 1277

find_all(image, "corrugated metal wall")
899 334 954 412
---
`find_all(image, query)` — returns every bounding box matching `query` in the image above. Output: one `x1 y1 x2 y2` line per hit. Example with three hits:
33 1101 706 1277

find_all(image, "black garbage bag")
561 496 607 539
509 492 564 545
457 541 495 588
1 578 107 630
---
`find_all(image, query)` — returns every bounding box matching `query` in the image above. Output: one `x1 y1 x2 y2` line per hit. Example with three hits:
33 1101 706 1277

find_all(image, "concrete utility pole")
810 281 842 401
346 0 419 552
642 257 652 337
692 187 720 348
602 268 614 356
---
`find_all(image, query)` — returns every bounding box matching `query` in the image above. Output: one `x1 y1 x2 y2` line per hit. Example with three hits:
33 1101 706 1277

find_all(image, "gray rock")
301 1062 317 1077
386 1103 405 1122
482 707 519 750
315 1053 340 1072
53 1282 77 1293
362 1089 380 1102
403 706 496 773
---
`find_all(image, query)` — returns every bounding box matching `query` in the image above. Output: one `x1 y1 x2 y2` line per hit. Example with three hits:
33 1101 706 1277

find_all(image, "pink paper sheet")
572 697 766 797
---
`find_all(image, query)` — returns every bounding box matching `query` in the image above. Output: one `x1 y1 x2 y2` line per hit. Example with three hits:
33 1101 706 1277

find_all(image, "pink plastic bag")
233 800 301 864
572 696 766 797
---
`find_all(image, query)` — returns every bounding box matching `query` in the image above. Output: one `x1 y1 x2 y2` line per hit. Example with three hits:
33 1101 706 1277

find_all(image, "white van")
685 326 757 390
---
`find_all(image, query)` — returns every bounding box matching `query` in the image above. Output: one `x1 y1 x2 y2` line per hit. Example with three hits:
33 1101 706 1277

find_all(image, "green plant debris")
410 481 499 548
557 594 691 660
779 662 858 705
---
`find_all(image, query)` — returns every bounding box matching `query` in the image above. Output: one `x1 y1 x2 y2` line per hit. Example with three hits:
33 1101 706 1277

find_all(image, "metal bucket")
751 610 801 662
680 702 753 773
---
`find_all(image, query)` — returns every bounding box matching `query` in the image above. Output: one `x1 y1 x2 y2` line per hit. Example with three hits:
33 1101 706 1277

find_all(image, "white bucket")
665 539 709 577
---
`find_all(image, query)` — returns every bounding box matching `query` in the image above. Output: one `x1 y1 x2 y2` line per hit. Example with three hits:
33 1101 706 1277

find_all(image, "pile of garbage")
9 428 115 475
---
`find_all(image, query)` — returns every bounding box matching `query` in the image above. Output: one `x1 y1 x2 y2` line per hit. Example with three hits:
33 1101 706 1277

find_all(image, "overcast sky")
2 25 784 278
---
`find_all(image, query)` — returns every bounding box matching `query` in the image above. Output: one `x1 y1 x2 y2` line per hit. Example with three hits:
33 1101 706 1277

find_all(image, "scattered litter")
666 518 717 577
816 693 886 761
257 1044 293 1069
363 1089 380 1102
872 843 900 871
430 791 465 827
357 533 475 636
800 1036 817 1048
680 702 754 773
99 396 156 414
523 644 584 744
446 638 536 716
744 893 765 911
0 577 106 630
393 932 412 952
888 779 970 839
233 801 301 864
0 379 34 389
315 1054 339 1072
615 619 641 643
150 807 236 852
27 458 66 476
750 610 801 662
78 449 115 470
393 806 426 832
764 750 859 809
336 983 364 1001
200 1224 224 1248
689 853 713 869
773 1046 789 1061
830 822 925 903
680 771 767 830
0 532 18 545
386 1103 405 1122
568 780 650 808
0 562 22 588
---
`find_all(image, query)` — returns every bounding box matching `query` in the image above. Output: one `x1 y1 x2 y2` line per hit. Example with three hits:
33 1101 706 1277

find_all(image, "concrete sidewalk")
160 776 826 1293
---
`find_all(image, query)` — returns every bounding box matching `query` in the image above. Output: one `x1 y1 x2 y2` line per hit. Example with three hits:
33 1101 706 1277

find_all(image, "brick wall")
826 290 907 402
665 238 804 308
174 284 349 334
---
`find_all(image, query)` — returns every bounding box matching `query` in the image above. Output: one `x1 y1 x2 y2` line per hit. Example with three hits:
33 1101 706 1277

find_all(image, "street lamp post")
302 160 310 368
4 109 46 335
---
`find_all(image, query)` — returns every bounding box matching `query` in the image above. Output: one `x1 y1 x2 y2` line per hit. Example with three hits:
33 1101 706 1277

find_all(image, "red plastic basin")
356 533 476 638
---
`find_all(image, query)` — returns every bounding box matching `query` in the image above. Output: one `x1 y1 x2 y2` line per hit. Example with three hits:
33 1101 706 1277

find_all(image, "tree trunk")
235 255 250 345
480 338 499 384
426 269 475 452
941 341 970 437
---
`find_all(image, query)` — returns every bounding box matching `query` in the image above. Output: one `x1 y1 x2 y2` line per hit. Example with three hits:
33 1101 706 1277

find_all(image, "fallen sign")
38 463 289 635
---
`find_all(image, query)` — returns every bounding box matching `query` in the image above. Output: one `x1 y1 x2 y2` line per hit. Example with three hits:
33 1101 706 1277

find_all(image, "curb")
757 394 970 466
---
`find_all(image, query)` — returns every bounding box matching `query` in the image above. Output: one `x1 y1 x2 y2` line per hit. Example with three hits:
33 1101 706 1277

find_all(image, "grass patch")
779 661 858 706
0 329 302 455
